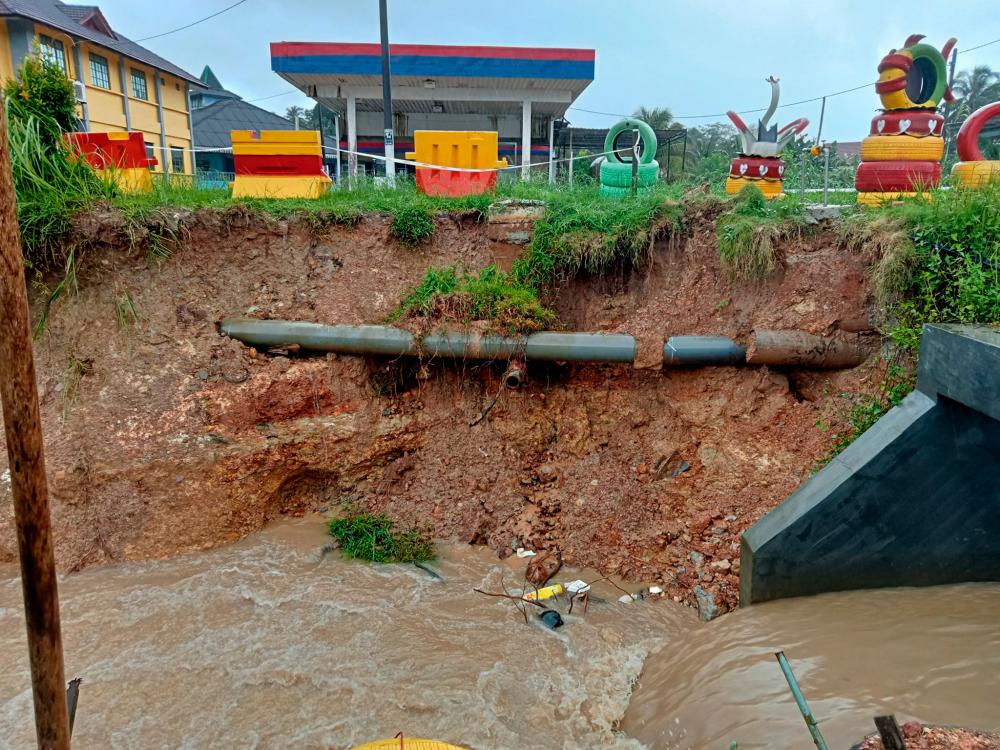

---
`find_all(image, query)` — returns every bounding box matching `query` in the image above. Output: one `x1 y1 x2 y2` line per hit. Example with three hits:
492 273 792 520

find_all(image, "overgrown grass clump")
840 184 1000 349
815 364 913 468
327 513 434 563
391 265 555 333
512 184 683 287
715 184 805 281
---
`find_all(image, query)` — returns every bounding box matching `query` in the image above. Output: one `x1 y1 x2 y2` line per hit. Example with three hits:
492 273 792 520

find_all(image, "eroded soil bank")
0 204 881 614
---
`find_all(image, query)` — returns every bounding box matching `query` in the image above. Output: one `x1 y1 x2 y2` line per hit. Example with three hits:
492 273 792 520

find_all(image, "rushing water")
0 520 998 749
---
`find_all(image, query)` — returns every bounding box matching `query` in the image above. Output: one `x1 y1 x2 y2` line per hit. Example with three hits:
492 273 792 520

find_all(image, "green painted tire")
600 183 655 198
600 160 659 188
604 119 658 165
905 43 949 108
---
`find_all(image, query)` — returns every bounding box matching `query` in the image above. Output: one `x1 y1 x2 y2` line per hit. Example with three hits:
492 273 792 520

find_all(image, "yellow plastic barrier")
230 175 331 199
230 129 330 199
405 130 507 170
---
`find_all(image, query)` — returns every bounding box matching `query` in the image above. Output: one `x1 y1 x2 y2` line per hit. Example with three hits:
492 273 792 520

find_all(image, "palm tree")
951 65 1000 116
632 106 675 130
284 105 305 127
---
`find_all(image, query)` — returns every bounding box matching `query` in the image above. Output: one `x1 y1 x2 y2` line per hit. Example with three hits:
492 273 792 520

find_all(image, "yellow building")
0 1 204 175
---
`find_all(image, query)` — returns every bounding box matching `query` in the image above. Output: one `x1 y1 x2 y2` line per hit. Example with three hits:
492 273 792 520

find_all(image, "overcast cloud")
94 0 998 141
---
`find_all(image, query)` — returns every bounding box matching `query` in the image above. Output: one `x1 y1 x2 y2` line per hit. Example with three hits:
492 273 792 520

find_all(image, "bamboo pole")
0 102 71 747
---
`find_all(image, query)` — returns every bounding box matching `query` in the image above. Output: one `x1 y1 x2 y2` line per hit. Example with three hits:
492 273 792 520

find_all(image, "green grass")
714 183 806 280
391 265 555 333
327 513 434 563
9 115 114 267
840 183 1000 350
511 183 683 287
815 364 913 468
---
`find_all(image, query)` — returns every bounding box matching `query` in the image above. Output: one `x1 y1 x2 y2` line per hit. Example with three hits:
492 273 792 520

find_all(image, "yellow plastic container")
523 583 564 602
231 174 331 199
352 740 466 750
405 131 507 170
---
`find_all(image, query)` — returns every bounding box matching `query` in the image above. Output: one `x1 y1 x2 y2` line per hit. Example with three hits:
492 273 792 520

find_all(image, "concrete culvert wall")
741 324 1000 605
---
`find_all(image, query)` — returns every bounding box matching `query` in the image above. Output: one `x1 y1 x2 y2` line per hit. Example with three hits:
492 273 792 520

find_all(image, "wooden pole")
0 101 71 748
874 716 907 750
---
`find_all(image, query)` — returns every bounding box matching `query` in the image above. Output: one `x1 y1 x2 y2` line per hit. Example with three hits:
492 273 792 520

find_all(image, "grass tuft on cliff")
512 186 683 287
328 513 435 564
714 183 805 281
391 265 555 333
839 183 1000 350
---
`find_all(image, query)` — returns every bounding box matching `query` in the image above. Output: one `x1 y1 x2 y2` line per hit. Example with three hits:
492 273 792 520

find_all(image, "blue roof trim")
272 54 594 80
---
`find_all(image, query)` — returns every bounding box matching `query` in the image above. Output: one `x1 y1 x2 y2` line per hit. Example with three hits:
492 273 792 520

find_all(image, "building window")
131 68 148 100
39 35 67 73
89 53 111 89
145 142 155 169
170 146 184 174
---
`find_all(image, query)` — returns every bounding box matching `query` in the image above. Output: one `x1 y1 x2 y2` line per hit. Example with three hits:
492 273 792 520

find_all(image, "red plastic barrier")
855 160 941 192
65 131 156 169
234 154 324 176
729 156 786 180
416 169 498 197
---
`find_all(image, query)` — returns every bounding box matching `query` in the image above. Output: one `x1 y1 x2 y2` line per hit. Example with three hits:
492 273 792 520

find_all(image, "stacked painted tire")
725 155 786 199
951 101 1000 188
599 119 659 197
856 36 955 206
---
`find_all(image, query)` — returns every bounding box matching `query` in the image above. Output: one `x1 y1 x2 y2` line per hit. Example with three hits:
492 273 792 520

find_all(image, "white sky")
95 0 999 141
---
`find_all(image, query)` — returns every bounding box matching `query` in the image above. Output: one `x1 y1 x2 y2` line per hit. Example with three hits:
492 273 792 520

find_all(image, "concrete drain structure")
741 324 1000 604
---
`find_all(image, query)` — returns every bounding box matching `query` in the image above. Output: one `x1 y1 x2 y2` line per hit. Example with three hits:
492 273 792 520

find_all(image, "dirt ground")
855 723 1000 750
0 203 884 616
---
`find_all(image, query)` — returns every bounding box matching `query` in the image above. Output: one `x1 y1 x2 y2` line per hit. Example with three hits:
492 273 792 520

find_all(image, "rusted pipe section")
220 319 637 364
747 329 866 369
0 100 71 748
503 359 525 388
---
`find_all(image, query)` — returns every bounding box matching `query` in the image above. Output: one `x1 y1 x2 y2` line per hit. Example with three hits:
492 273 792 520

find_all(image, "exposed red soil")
0 204 883 616
856 723 1000 750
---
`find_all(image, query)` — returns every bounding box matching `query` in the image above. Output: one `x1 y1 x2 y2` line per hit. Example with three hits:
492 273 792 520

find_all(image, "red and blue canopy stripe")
271 43 595 80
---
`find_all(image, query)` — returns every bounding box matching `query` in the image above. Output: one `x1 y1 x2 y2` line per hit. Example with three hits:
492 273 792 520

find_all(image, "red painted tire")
855 161 941 192
956 101 1000 162
729 156 786 180
869 110 944 137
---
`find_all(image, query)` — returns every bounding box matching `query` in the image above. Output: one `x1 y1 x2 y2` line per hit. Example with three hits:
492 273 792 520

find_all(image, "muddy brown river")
1 520 998 749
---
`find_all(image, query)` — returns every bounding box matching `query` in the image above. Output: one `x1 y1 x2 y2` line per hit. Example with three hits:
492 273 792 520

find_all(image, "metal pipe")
663 336 746 366
220 319 636 364
503 363 524 389
378 0 395 186
0 96 71 750
775 651 830 750
748 330 865 369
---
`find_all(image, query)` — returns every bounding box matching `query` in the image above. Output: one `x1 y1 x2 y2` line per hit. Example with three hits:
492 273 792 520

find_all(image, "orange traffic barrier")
405 131 507 197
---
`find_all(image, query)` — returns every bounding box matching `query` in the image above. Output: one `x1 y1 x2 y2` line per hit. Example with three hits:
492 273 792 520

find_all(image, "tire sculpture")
724 76 808 200
599 118 660 197
856 34 955 206
950 101 1000 188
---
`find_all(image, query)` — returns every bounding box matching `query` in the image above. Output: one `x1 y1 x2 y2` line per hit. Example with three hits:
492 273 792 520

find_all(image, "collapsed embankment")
0 201 882 615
